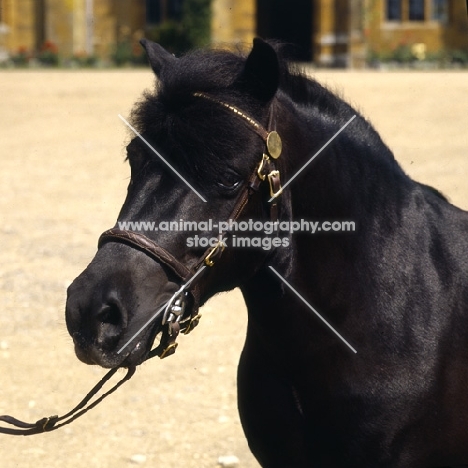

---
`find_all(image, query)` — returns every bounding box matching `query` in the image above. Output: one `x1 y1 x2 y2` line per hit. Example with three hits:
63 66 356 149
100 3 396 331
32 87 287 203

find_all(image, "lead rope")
0 364 139 436
0 92 283 437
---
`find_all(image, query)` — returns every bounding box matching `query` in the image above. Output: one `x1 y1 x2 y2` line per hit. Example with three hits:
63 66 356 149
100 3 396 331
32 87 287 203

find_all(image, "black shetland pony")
65 39 468 467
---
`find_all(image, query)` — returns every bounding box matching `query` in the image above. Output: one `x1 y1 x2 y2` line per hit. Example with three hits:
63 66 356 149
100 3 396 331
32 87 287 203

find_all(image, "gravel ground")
0 69 467 468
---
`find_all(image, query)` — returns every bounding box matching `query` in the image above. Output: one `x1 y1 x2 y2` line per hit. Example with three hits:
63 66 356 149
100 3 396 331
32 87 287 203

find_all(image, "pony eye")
217 172 242 190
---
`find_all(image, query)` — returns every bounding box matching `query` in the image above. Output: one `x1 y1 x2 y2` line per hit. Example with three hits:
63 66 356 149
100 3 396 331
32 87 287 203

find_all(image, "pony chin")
72 329 159 369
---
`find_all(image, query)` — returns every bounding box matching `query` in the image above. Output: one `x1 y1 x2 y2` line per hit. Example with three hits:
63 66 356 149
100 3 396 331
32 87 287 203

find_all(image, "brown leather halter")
99 92 283 360
0 93 283 436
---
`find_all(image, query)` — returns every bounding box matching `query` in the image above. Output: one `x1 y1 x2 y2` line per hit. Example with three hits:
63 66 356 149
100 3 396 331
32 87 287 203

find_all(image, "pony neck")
240 98 414 329
276 91 411 224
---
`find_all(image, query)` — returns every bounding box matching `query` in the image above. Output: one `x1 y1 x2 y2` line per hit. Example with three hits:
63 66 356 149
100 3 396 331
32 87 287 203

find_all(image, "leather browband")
193 92 270 142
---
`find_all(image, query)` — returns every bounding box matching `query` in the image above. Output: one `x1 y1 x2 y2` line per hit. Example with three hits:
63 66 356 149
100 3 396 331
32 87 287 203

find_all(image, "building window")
386 0 447 22
432 0 448 22
387 0 401 20
146 0 184 25
409 0 425 20
146 0 160 25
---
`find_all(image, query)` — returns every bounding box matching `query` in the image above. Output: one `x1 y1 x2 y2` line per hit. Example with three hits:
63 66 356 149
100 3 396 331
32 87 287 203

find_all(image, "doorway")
256 0 313 61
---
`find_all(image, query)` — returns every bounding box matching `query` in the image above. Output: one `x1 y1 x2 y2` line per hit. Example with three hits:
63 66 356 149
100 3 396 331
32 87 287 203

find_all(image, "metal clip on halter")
162 288 201 335
162 292 187 326
157 290 186 359
257 130 283 200
158 341 178 359
182 313 202 335
267 170 283 199
257 154 269 181
204 236 226 267
157 287 203 359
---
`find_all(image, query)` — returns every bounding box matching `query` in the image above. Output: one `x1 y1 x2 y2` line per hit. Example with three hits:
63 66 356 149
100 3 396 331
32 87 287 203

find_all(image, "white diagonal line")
181 265 208 289
118 114 207 203
117 302 167 355
269 115 357 202
268 266 357 354
117 266 207 354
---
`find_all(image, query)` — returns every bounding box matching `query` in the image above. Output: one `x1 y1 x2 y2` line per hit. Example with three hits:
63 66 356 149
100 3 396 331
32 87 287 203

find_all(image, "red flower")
41 40 59 53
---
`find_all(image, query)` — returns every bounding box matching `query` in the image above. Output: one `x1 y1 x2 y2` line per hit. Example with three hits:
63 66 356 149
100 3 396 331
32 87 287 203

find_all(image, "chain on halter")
0 92 283 436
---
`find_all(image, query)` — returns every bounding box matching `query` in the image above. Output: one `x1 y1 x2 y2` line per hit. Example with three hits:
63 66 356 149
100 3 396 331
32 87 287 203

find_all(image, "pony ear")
240 38 279 102
140 39 176 76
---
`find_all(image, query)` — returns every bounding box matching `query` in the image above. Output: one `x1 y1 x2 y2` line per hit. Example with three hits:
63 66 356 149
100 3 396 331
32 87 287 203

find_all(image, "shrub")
182 0 211 49
367 45 468 69
37 40 59 66
71 51 98 67
146 0 211 55
450 49 468 65
10 46 30 66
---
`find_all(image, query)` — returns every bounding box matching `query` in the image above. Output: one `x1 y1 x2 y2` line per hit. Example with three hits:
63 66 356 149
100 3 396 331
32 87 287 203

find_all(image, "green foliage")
368 45 468 68
391 44 415 64
70 52 98 67
37 40 59 66
146 20 191 55
112 40 147 67
146 0 211 55
450 49 468 65
10 46 30 66
182 0 211 49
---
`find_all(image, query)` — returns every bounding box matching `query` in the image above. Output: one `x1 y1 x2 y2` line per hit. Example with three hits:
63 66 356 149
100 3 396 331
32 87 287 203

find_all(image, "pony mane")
130 42 397 185
131 48 245 135
130 43 354 136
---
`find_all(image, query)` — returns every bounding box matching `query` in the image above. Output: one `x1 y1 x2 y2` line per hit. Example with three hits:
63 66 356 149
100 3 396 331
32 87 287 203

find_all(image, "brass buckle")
204 238 225 267
182 313 202 335
159 342 178 359
257 154 269 181
40 415 58 431
267 170 283 198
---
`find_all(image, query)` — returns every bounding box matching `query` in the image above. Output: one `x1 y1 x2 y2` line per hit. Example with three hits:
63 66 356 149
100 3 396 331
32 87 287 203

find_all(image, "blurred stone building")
0 0 145 59
212 0 468 66
0 0 466 66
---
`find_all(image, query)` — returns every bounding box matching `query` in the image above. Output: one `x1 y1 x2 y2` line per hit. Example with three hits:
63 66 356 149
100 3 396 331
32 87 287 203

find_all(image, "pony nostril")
97 303 123 326
95 298 128 350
